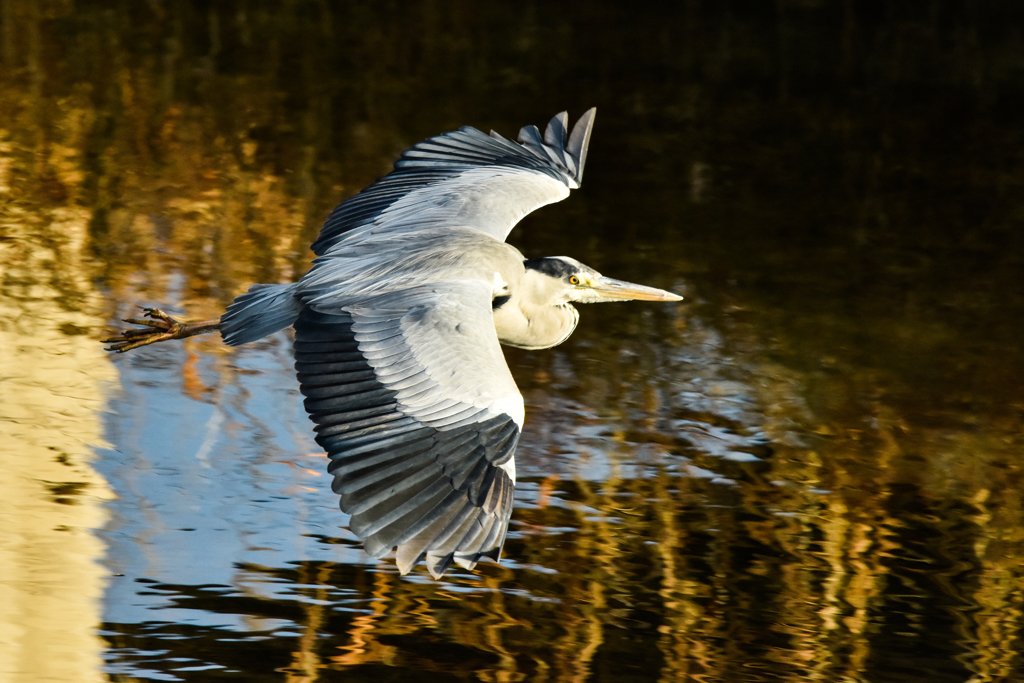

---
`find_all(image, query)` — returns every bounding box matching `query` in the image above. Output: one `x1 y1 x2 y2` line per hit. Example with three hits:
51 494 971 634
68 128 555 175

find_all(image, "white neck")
492 268 579 349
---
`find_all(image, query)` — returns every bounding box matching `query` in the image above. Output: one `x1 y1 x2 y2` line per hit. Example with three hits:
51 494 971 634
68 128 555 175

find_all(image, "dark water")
2 2 1023 681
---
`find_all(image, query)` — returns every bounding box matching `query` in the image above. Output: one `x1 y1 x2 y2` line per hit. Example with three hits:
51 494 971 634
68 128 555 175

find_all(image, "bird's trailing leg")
104 307 221 353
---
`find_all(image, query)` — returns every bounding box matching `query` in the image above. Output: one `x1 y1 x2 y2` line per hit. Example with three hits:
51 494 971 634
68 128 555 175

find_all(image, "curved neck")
493 297 579 350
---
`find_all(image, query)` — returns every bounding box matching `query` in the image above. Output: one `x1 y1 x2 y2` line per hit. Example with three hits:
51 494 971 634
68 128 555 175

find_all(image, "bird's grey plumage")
195 108 681 578
221 283 301 345
309 108 595 253
293 302 519 577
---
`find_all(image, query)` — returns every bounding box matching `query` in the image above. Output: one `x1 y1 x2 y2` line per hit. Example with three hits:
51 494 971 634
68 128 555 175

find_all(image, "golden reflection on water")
1 1 1023 681
0 145 115 679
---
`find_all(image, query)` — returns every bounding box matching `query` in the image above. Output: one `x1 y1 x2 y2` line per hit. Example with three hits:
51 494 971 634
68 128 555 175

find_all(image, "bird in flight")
105 109 681 578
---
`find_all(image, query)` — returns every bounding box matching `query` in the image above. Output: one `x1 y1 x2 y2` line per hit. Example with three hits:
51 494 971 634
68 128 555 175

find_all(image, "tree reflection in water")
1 1 1022 681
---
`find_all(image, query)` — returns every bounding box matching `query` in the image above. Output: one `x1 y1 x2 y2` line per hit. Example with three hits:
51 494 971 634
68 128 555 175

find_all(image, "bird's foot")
104 307 220 353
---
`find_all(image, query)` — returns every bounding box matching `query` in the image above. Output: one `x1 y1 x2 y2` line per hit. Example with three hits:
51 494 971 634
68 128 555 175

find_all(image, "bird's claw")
103 307 186 353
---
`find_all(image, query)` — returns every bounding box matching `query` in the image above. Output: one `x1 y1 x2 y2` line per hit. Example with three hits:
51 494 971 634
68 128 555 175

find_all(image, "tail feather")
220 283 302 346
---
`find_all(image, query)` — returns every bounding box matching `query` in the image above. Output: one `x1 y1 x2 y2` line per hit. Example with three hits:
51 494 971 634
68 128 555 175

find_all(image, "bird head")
522 256 682 305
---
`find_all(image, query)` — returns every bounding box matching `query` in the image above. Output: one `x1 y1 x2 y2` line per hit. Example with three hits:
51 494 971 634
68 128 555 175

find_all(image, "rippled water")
2 2 1023 681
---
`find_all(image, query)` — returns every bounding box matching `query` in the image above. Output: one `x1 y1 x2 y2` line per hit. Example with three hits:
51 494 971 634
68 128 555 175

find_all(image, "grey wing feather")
293 282 524 578
544 111 568 148
567 108 596 180
310 109 596 255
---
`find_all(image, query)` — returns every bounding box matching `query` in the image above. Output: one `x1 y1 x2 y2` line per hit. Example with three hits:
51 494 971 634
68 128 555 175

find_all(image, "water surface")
1 2 1022 681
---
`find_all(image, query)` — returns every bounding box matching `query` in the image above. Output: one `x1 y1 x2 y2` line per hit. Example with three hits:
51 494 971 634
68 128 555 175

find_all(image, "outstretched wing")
294 282 525 578
310 109 596 255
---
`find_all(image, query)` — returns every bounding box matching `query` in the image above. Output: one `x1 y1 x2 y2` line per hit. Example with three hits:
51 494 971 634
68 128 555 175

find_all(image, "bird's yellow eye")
569 275 580 286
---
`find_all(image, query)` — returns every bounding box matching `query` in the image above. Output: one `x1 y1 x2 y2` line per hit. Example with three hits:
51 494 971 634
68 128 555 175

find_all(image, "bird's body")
107 109 681 578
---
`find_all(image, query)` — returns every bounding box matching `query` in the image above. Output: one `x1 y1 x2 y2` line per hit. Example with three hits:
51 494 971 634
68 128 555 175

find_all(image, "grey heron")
105 109 681 578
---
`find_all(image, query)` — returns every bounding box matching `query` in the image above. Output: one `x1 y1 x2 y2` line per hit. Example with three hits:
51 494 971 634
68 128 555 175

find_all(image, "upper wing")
294 282 525 578
310 109 596 255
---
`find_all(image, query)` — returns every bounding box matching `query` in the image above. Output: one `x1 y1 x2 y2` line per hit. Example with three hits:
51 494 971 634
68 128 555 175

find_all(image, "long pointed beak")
589 276 683 302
